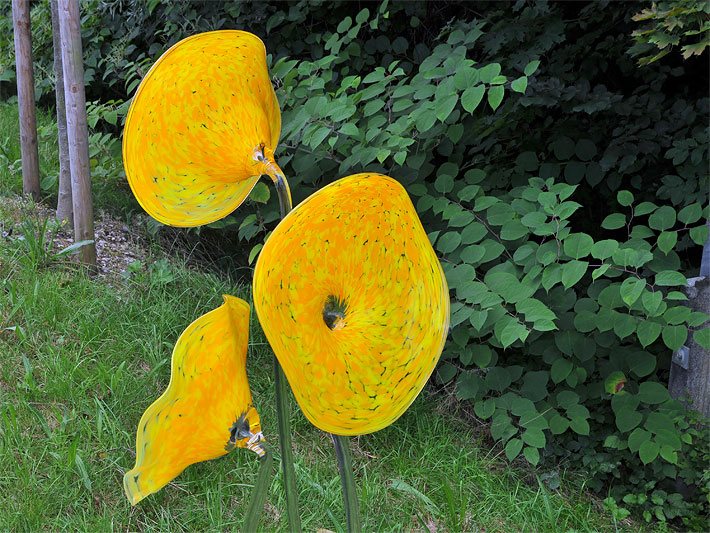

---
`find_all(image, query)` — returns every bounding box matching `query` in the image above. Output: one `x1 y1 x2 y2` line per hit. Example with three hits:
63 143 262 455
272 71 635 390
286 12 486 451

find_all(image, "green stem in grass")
332 434 362 533
243 442 274 532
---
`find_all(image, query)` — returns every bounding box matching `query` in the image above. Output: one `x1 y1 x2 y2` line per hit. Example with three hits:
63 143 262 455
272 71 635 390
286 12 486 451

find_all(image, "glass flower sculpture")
122 28 451 532
122 30 285 227
123 296 263 505
253 173 450 436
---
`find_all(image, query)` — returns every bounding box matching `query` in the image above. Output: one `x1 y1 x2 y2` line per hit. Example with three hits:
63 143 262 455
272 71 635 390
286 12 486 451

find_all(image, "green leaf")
648 206 676 231
628 351 656 378
500 220 528 240
460 245 486 265
694 328 710 350
461 222 487 244
549 414 569 435
634 202 658 216
645 412 674 434
617 190 634 206
657 231 677 254
639 440 659 465
677 203 702 224
485 272 521 303
309 125 331 148
458 185 482 202
655 270 686 286
504 438 524 461
552 137 575 160
601 213 626 230
461 85 485 113
642 290 663 315
437 232 462 254
523 60 540 76
616 409 642 433
456 372 482 400
497 318 529 348
575 139 597 161
569 416 590 436
620 278 646 307
551 358 573 384
637 382 670 405
659 445 678 464
637 320 662 347
563 232 593 259
487 85 504 111
628 428 651 453
515 298 556 323
523 446 540 465
478 62 501 83
591 239 619 260
689 224 709 245
561 260 588 289
446 264 476 289
339 123 360 136
248 243 263 265
437 363 457 383
249 182 271 203
511 76 528 94
471 345 493 368
474 398 496 419
522 428 546 448
435 93 459 122
662 325 687 351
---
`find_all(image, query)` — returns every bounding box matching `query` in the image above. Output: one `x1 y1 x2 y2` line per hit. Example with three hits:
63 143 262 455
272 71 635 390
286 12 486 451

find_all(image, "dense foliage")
1 0 708 526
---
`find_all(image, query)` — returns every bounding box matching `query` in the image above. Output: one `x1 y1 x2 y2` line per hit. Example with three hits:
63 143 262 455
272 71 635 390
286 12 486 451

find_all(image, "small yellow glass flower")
253 173 450 435
124 295 263 505
123 30 283 227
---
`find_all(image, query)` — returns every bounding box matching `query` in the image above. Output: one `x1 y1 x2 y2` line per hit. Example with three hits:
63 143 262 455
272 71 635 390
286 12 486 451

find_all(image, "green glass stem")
262 162 301 532
332 434 362 533
274 357 301 532
243 444 274 532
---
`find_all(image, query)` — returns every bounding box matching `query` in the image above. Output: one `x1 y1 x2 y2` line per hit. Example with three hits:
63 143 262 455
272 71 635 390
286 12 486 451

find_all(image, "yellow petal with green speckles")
124 295 263 505
253 173 450 436
123 30 281 227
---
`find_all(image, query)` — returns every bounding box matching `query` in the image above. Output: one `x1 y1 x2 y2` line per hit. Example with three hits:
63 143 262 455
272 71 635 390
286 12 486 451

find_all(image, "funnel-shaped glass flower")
124 295 263 505
253 173 450 435
123 30 282 227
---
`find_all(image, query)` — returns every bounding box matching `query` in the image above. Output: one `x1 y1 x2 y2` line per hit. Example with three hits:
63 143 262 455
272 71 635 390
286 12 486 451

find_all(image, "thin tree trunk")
58 0 96 268
12 0 40 201
51 0 72 225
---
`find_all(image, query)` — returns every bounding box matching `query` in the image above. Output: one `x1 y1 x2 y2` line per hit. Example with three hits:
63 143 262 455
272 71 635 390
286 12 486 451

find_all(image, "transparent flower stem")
243 442 274 532
332 434 362 533
260 152 302 533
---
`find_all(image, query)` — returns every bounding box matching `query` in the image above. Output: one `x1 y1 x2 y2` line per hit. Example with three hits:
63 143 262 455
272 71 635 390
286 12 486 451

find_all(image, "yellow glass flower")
253 173 450 435
124 295 264 505
123 30 284 227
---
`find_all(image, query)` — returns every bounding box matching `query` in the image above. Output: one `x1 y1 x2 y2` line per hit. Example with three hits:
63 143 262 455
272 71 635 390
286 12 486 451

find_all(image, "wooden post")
58 0 96 268
51 0 72 225
12 0 41 201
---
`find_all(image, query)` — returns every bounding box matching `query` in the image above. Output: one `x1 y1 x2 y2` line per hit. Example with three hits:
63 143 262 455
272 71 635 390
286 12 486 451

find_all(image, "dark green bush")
2 0 708 526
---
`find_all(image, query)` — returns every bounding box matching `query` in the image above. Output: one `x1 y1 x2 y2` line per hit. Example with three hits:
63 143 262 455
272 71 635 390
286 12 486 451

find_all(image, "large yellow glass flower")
123 30 283 227
124 295 263 505
253 173 450 435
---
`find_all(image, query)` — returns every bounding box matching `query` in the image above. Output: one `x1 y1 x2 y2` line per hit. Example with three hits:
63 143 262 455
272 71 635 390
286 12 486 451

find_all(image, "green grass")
0 218 626 532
